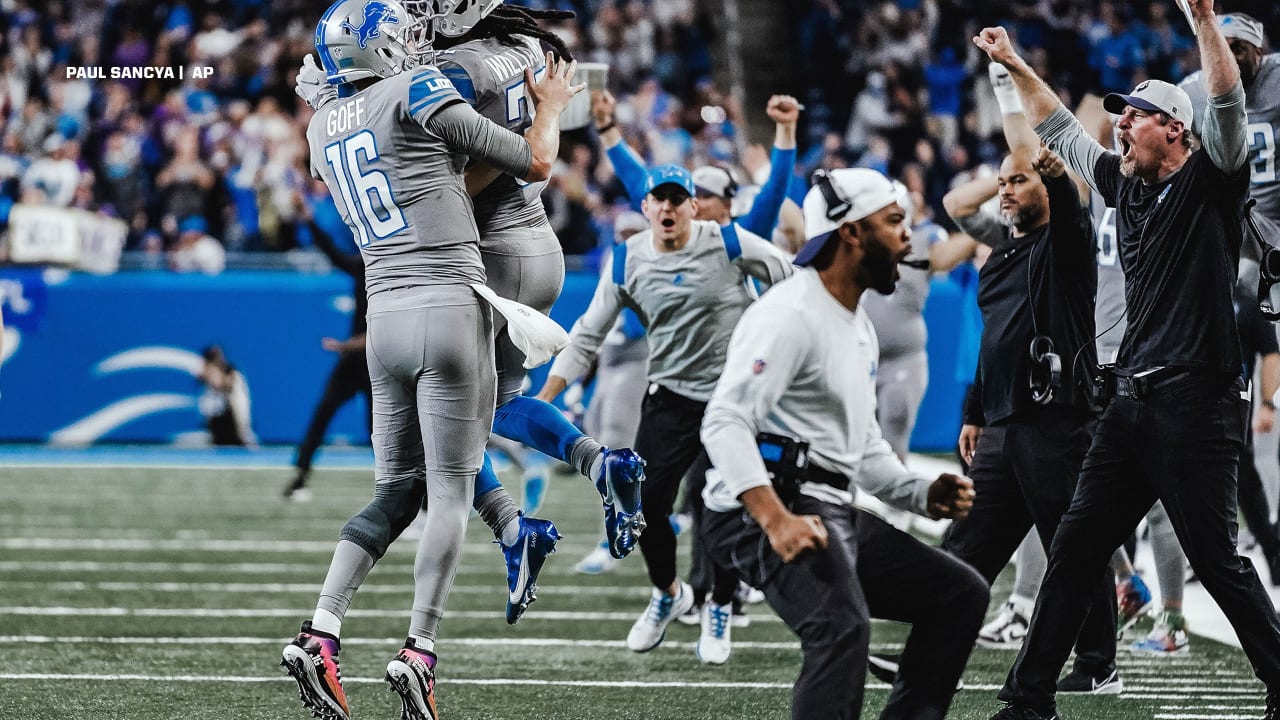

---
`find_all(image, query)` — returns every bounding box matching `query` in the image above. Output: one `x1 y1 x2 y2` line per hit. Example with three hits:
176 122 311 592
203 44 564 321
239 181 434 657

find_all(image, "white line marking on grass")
0 537 598 555
1157 707 1254 712
1153 715 1260 719
0 607 787 623
0 635 843 652
5 581 652 598
0 673 1004 692
0 560 603 576
0 673 795 689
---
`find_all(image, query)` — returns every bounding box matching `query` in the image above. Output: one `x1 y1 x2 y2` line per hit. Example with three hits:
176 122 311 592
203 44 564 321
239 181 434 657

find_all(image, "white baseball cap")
1103 79 1193 126
692 165 737 198
795 168 898 266
1219 13 1265 48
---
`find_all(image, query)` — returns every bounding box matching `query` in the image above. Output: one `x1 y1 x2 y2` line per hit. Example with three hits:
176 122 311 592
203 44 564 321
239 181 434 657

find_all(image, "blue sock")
493 395 586 463
471 451 502 505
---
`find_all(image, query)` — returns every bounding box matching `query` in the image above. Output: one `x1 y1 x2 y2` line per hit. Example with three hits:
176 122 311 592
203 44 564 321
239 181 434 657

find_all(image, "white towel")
471 283 570 369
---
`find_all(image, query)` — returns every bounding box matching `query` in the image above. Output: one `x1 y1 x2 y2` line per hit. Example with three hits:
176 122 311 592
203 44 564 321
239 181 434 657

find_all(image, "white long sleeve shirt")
549 220 794 402
700 268 933 513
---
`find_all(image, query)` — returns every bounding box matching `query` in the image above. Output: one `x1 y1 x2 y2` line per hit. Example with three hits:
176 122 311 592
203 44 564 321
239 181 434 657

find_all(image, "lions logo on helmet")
316 0 424 84
341 1 400 49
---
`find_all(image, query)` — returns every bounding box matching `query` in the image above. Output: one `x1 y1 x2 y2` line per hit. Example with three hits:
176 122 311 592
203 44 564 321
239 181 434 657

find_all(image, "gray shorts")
481 224 565 406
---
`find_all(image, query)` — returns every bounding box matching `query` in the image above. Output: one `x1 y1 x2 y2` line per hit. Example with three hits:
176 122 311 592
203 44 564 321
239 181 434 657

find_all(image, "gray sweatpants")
481 224 564 407
329 284 495 642
584 337 649 450
875 351 928 459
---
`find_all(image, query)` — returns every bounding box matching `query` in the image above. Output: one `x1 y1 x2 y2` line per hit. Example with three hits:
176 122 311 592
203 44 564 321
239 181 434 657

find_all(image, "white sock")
500 516 521 546
588 453 604 482
409 634 435 653
310 608 343 637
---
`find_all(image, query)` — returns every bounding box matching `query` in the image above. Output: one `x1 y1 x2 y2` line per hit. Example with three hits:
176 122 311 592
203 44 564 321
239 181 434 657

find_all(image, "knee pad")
340 475 424 559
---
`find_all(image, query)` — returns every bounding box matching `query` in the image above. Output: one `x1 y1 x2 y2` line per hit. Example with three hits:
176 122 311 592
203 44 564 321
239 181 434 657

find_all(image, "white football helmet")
314 0 427 83
432 0 503 38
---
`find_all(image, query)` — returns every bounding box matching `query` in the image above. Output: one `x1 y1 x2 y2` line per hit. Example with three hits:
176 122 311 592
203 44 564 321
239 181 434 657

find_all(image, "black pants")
1002 374 1280 712
942 406 1116 677
295 350 373 474
633 385 736 596
705 496 988 720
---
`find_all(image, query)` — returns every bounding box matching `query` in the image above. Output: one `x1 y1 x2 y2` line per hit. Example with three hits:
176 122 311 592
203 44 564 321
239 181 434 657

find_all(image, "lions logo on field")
342 0 399 49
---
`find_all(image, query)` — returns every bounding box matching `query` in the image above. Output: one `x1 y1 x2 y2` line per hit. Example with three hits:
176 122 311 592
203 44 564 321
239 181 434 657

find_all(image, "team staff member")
700 167 986 720
976 0 1280 715
284 203 372 501
943 147 1115 691
536 164 794 664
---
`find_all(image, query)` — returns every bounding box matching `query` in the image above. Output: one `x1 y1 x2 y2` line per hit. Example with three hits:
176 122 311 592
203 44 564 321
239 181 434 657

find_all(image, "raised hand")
525 51 587 116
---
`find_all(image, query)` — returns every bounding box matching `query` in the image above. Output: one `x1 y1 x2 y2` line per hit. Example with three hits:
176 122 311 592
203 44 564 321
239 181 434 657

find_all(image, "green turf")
0 464 1268 719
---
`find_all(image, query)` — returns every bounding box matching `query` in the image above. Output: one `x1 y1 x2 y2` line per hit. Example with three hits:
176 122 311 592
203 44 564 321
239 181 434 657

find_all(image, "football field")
0 460 1271 720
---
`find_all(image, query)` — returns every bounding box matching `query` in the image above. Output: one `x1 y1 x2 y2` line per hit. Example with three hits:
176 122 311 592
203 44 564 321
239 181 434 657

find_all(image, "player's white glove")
988 62 1023 115
295 54 338 110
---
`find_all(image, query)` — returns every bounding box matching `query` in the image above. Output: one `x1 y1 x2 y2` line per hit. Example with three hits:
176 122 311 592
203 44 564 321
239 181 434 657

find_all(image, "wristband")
595 120 616 133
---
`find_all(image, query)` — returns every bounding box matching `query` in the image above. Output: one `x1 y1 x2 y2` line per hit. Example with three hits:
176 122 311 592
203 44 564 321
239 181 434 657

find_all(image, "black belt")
801 464 850 492
1113 368 1198 399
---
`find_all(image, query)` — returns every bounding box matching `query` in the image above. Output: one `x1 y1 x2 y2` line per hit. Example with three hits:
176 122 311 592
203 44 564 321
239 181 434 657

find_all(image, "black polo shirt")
960 172 1098 426
1093 150 1247 376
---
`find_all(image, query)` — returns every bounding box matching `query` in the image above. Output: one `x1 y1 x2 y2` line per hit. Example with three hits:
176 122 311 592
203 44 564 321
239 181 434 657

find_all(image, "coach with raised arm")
973 1 1280 718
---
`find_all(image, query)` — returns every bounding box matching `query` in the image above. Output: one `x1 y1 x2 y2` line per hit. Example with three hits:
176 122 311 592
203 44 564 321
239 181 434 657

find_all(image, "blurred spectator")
168 215 225 274
21 134 80 207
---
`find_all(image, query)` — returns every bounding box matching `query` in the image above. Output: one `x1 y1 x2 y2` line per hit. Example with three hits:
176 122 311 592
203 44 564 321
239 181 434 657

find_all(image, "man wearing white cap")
975 0 1280 716
699 167 987 720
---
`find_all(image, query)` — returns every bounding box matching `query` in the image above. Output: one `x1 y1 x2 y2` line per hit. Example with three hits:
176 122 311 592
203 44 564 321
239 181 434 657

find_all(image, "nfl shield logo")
752 359 767 374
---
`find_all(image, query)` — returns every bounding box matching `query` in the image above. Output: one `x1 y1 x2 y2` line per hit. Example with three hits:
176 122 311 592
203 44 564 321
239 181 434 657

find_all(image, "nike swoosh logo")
509 536 531 604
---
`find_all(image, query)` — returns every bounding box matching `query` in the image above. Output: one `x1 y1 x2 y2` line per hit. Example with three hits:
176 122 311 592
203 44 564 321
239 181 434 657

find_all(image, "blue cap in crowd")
179 216 209 235
646 164 696 196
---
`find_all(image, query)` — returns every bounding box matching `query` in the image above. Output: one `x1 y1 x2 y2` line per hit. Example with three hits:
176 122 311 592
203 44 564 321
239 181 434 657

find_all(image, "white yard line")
0 606 787 623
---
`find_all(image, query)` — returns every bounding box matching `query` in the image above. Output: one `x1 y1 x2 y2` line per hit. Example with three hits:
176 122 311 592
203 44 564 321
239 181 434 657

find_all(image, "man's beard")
1120 155 1137 178
859 235 899 295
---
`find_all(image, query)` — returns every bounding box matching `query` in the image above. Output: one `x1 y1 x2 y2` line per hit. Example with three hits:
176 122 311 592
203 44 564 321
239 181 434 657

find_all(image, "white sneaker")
696 601 733 665
627 581 694 652
573 541 619 575
978 600 1030 649
735 581 765 605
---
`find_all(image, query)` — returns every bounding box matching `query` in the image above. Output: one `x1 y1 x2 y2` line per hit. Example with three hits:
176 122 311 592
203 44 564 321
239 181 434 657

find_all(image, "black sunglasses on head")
649 186 691 205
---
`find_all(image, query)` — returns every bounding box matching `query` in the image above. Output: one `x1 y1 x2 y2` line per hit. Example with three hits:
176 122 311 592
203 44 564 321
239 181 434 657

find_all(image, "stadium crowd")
8 0 1279 269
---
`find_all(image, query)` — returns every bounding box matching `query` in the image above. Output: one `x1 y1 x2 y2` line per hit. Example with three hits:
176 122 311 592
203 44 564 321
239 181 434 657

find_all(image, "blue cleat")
500 514 561 624
595 448 647 559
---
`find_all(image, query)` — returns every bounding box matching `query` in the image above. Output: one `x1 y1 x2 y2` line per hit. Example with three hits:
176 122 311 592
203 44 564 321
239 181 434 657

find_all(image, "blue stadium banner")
0 268 971 451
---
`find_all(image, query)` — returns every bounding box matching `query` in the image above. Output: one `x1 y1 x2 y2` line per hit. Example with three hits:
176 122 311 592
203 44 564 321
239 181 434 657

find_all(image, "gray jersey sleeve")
548 270 627 384
731 224 796 287
425 103 533 181
1036 106 1109 197
1200 82 1249 174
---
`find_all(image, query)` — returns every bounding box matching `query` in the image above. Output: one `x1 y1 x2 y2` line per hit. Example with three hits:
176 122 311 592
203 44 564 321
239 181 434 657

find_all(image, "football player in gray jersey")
280 2 581 719
425 0 650 612
1181 13 1280 228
